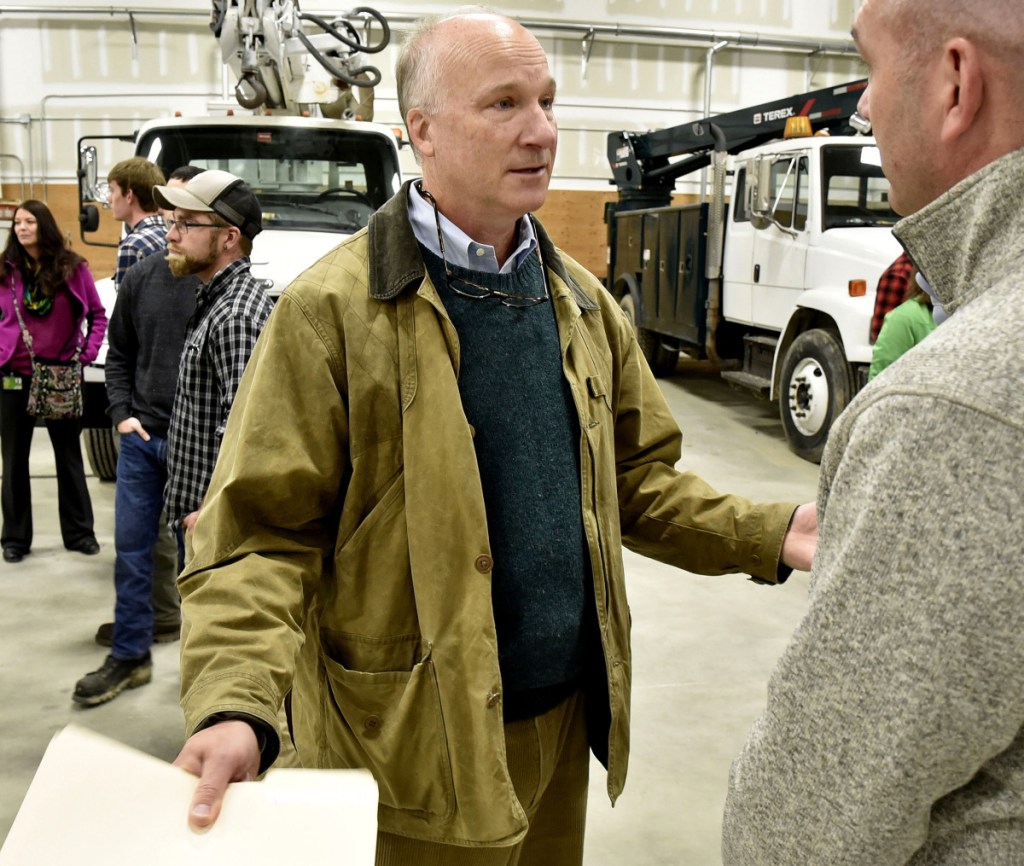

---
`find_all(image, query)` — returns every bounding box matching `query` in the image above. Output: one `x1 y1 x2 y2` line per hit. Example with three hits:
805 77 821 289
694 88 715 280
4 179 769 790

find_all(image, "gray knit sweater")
723 145 1024 865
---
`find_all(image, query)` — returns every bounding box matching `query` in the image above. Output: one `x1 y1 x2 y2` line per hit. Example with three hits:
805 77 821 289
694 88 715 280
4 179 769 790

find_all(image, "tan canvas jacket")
179 183 795 847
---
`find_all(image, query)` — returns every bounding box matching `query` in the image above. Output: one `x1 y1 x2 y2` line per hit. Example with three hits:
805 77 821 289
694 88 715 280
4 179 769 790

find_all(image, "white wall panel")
0 2 866 191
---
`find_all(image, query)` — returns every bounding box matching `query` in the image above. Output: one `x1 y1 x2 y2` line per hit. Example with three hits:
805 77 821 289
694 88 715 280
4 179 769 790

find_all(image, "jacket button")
363 714 383 735
486 690 501 708
468 424 476 438
475 554 493 573
751 554 762 566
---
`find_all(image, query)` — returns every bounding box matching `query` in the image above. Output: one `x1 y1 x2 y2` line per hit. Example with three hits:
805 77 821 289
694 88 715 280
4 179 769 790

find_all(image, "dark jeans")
112 429 181 634
112 431 179 659
1 374 94 552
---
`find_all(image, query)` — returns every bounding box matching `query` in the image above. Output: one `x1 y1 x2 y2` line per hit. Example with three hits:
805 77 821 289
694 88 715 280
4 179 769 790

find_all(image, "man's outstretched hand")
780 502 817 573
173 720 261 830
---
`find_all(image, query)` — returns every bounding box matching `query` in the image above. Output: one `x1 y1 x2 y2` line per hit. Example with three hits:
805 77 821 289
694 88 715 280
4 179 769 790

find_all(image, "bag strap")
8 279 36 360
8 276 85 364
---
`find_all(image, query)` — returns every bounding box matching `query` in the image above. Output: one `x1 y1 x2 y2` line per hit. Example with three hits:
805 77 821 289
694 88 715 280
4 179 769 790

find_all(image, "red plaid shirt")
871 252 914 342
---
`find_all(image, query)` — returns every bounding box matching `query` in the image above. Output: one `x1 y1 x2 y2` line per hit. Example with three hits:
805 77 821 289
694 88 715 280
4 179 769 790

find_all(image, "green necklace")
21 266 53 316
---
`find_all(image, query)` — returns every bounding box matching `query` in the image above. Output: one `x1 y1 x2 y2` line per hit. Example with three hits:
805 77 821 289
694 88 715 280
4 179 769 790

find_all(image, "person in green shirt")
868 267 937 380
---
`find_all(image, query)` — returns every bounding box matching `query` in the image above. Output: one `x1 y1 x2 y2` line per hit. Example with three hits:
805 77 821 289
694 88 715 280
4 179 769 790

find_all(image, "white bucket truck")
606 80 903 461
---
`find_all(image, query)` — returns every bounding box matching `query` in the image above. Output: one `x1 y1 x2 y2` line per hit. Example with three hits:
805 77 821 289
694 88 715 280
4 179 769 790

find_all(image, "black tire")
778 328 851 463
83 427 119 482
619 292 679 377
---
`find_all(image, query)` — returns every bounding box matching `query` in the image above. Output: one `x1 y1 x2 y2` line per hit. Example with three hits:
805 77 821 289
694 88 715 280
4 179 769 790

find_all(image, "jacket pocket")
320 641 455 820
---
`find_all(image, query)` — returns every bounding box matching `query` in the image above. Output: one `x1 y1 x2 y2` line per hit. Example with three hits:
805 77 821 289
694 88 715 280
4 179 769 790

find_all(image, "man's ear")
940 37 983 144
223 226 241 251
407 108 434 158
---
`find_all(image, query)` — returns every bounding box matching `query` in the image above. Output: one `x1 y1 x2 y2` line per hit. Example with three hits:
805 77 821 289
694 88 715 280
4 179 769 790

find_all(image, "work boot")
94 621 180 647
72 653 152 707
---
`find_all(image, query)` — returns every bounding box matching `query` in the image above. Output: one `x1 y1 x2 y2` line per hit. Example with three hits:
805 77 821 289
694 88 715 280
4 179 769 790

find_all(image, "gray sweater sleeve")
722 392 1024 865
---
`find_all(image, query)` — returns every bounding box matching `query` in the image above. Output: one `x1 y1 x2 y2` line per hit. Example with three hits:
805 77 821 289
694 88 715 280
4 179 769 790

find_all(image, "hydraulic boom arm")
608 79 868 194
209 1 389 116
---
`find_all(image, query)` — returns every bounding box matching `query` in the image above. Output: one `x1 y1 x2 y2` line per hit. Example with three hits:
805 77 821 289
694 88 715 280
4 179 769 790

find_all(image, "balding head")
853 0 1024 214
396 7 556 254
876 0 1024 69
396 6 524 160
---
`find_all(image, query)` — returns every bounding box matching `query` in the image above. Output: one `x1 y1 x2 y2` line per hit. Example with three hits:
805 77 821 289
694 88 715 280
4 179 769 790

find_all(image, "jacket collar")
894 145 1024 318
367 180 598 311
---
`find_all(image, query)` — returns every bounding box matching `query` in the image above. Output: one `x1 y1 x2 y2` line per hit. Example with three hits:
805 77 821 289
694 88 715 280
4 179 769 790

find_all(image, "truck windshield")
821 144 899 230
136 125 399 234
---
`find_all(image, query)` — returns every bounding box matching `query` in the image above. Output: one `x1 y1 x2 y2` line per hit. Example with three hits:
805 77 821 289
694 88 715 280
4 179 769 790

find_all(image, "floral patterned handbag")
9 283 84 420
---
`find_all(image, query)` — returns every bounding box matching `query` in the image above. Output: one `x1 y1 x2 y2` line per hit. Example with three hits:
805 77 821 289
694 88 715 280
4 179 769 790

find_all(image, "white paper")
0 724 378 864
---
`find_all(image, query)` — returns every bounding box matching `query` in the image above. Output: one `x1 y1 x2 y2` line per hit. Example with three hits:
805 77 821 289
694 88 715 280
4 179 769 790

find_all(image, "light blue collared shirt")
407 181 539 274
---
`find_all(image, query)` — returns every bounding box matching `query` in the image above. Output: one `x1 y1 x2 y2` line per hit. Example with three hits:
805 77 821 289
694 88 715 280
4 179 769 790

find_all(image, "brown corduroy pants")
375 690 590 866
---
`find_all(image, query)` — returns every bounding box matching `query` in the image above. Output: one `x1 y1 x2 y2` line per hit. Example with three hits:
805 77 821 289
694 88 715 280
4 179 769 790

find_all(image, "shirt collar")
407 180 538 274
197 256 251 301
130 213 165 234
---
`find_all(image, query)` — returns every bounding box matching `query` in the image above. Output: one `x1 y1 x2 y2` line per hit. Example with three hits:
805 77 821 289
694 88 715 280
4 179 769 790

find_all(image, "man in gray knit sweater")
722 2 1024 864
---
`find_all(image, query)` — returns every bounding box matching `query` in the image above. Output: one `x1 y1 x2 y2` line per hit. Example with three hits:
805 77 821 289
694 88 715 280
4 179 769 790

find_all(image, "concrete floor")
0 364 819 864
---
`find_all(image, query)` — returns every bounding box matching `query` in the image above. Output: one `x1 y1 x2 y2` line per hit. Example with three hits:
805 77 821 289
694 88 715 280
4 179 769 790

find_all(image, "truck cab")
78 114 403 478
722 136 901 457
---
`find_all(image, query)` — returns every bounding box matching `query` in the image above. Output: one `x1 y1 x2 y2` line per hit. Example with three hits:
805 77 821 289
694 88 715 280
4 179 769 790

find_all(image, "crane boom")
209 1 389 117
608 79 868 197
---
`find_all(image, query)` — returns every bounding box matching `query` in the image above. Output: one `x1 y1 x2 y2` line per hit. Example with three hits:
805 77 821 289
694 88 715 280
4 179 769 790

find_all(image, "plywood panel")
535 189 618 280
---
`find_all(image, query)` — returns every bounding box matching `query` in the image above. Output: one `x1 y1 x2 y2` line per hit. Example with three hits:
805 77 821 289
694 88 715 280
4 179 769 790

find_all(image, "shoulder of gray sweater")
853 281 1024 424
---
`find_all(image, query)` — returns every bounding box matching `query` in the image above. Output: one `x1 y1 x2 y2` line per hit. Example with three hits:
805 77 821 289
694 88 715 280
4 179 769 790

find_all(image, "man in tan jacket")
173 8 816 863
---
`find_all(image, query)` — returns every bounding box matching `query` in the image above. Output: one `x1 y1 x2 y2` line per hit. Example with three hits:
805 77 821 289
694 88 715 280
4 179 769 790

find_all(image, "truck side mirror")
749 156 772 230
79 204 100 233
75 133 133 248
78 145 109 205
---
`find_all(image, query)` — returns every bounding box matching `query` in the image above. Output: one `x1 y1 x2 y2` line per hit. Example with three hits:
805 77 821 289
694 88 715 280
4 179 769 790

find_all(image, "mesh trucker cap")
153 169 263 239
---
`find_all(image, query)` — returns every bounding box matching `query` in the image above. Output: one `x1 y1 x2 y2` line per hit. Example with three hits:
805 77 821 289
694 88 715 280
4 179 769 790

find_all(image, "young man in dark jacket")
73 166 203 706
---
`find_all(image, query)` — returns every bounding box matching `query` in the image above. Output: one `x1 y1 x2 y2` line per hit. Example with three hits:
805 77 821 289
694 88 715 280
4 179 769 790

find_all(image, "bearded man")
153 170 271 546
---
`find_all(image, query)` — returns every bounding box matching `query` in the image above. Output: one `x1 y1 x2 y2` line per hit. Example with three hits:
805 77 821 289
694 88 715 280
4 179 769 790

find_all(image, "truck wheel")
778 329 851 463
618 292 679 377
83 427 119 482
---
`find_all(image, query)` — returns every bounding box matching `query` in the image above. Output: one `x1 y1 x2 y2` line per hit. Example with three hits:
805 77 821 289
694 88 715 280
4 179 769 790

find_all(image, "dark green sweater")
422 248 591 721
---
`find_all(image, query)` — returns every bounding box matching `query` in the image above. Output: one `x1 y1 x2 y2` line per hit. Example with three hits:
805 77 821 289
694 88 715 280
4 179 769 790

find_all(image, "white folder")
0 725 378 864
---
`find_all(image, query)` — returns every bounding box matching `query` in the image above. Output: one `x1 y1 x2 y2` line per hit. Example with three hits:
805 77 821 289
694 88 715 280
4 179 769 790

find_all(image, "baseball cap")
153 169 263 239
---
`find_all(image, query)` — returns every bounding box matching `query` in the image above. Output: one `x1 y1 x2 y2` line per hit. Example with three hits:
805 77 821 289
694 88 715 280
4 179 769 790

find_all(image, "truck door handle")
754 264 761 283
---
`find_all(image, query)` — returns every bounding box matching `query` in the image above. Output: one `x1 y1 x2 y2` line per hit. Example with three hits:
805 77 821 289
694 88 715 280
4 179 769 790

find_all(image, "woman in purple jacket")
0 200 107 563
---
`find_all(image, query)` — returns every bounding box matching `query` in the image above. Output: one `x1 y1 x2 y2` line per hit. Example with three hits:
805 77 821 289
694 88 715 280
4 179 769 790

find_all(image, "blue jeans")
113 432 177 660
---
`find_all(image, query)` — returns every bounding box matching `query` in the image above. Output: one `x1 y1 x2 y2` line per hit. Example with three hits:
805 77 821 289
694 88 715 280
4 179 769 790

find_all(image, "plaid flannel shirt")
870 252 914 342
114 214 167 289
164 257 272 525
